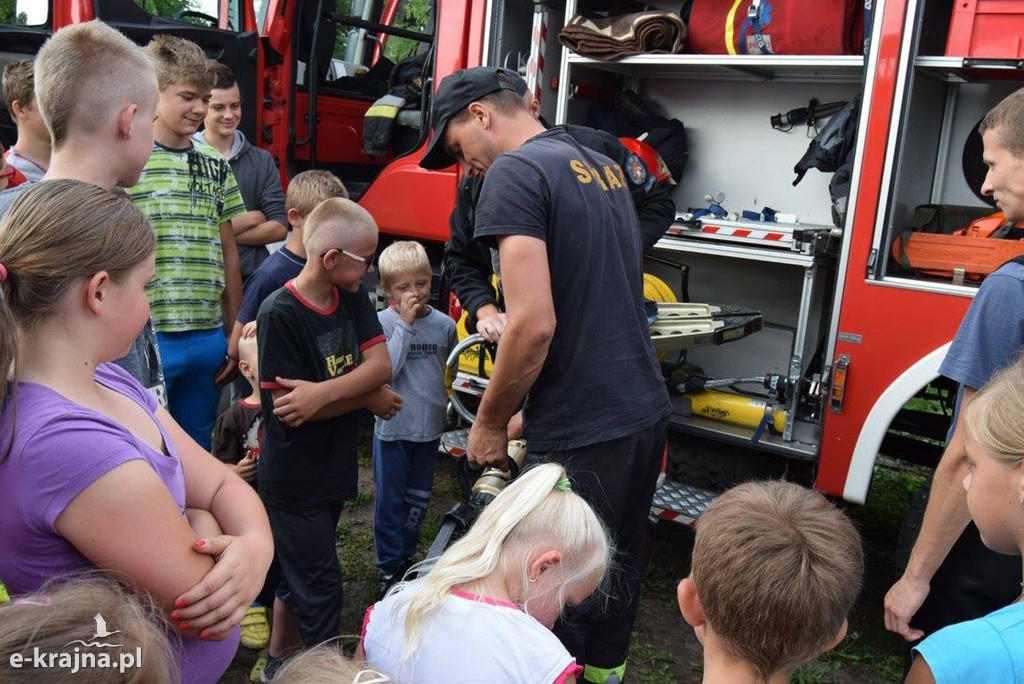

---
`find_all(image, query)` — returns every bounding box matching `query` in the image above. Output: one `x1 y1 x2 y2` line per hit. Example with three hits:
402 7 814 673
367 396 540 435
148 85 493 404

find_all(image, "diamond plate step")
440 427 470 458
650 480 719 527
440 429 717 527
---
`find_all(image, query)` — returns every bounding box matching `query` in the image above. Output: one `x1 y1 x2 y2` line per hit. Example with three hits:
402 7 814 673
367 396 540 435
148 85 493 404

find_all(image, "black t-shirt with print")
474 128 671 452
256 281 385 509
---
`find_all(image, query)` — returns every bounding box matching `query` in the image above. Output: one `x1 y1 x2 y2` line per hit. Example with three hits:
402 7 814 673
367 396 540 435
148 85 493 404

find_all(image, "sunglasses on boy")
319 247 375 271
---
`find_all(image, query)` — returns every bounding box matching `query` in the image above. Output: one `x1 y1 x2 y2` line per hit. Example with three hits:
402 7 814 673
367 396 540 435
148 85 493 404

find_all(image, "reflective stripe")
582 662 627 683
366 104 401 119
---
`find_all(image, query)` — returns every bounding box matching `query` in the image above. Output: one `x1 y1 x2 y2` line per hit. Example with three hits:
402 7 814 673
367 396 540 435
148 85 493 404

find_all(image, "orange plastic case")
946 0 1024 58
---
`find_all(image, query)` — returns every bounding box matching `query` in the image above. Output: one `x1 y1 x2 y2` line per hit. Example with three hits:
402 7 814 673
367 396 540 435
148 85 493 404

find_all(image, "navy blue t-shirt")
940 261 1024 397
237 246 307 325
474 129 671 451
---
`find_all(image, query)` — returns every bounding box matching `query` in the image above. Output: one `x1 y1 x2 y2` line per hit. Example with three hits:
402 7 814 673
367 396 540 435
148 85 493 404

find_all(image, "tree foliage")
133 0 197 20
0 0 28 25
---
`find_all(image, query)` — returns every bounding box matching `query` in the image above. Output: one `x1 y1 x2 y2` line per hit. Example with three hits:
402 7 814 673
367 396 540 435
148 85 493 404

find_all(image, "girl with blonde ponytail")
0 180 273 684
360 462 612 683
908 355 1024 683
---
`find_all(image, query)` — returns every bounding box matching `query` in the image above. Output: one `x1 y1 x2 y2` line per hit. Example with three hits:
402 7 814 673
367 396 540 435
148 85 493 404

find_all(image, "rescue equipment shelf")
667 409 820 460
564 53 866 83
655 235 820 267
915 56 1024 82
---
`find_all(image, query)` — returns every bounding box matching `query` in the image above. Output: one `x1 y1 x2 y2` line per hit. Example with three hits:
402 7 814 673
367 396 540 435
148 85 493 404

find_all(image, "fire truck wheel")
666 437 780 491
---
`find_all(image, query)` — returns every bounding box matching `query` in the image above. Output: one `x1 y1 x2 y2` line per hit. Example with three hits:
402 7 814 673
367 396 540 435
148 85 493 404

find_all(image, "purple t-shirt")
0 362 238 683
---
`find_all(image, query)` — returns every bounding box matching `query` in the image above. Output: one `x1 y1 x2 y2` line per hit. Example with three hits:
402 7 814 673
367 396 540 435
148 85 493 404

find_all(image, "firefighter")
885 89 1024 655
420 66 672 684
440 68 675 344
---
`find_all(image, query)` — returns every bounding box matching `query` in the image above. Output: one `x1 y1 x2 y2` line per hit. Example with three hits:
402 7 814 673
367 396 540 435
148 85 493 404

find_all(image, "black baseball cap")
419 66 528 170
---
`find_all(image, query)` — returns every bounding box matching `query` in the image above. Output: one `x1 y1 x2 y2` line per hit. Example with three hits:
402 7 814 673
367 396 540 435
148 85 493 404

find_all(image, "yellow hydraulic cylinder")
686 389 788 433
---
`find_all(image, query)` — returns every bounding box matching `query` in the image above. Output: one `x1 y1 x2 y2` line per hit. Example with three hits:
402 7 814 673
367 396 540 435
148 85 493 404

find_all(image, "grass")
628 632 678 684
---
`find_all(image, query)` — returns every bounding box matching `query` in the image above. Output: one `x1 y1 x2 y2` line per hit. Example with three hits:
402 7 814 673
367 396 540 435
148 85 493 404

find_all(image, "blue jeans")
372 436 438 573
156 328 226 451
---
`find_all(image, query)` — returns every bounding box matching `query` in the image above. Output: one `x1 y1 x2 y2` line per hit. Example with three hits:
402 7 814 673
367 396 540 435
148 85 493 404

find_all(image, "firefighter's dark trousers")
527 416 669 683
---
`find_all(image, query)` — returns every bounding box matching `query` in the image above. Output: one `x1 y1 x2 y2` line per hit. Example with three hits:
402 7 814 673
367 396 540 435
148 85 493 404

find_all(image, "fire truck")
2 0 1011 524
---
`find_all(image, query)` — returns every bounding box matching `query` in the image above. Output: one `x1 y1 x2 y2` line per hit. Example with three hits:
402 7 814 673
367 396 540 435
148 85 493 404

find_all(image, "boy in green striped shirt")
128 35 245 450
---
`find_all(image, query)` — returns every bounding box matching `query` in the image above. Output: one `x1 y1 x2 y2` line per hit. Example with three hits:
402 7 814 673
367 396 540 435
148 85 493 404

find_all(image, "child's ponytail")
395 462 611 658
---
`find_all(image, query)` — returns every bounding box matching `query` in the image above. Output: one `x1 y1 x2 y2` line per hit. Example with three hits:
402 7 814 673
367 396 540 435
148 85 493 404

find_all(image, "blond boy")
677 481 864 683
372 241 456 593
255 198 401 679
126 35 245 451
0 22 164 400
2 59 49 181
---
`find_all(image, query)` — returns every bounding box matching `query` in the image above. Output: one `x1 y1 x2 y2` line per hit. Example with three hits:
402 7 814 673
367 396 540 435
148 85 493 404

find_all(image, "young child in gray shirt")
373 241 457 593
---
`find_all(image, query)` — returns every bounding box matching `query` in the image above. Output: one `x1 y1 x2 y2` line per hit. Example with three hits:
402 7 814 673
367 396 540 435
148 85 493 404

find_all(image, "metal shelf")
654 234 820 267
565 53 866 83
915 55 1024 82
667 408 821 461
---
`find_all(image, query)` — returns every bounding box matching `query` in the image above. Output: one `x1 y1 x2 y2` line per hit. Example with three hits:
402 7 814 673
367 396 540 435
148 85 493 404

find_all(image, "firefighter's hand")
398 291 424 326
476 312 507 344
368 385 404 420
468 422 509 470
272 377 327 427
883 574 929 642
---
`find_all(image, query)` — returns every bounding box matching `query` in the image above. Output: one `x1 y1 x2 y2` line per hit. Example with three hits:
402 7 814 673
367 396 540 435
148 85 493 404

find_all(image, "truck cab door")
265 0 436 198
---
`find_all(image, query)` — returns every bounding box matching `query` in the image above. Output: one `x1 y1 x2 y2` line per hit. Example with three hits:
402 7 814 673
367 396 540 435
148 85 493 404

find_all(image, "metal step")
440 427 470 458
439 429 718 527
650 479 719 527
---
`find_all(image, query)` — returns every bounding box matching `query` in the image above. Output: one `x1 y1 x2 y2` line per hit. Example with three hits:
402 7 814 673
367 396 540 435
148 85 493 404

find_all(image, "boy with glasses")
228 169 348 391
254 198 402 680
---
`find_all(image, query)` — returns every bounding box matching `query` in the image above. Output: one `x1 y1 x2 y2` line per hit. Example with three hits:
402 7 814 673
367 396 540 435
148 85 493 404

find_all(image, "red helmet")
618 136 675 185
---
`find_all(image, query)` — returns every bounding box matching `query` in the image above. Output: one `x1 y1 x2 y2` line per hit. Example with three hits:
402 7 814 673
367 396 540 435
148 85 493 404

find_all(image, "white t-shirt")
362 588 581 683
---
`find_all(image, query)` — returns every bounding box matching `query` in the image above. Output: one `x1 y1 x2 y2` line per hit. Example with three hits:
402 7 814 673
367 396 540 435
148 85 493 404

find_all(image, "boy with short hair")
227 169 349 369
213 322 262 482
2 59 49 181
0 21 165 401
127 34 246 450
255 198 402 679
194 61 287 282
372 240 456 593
212 321 277 654
677 480 864 683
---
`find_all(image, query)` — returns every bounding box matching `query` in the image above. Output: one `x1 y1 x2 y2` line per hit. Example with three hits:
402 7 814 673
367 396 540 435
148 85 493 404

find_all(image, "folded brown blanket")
559 10 687 61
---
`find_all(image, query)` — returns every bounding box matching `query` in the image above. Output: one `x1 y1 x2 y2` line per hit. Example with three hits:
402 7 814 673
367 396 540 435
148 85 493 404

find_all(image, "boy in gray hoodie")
195 61 287 281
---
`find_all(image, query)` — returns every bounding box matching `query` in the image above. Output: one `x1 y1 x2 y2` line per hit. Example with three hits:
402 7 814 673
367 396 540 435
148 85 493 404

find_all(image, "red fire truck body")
3 0 1009 516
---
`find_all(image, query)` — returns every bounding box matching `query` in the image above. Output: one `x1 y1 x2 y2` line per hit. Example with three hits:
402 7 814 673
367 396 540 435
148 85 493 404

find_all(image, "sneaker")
239 604 270 650
378 570 398 597
249 650 269 684
257 654 283 684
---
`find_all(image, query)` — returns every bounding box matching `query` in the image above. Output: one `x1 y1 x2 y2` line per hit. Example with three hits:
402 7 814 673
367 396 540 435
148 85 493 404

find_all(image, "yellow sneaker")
249 649 269 683
240 605 270 650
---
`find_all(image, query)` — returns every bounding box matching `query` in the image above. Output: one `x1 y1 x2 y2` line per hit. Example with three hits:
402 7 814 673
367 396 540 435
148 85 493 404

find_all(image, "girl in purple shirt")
0 181 274 683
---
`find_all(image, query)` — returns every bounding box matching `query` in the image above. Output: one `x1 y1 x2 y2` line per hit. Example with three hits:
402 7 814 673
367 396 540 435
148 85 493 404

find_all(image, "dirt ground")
223 443 910 683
